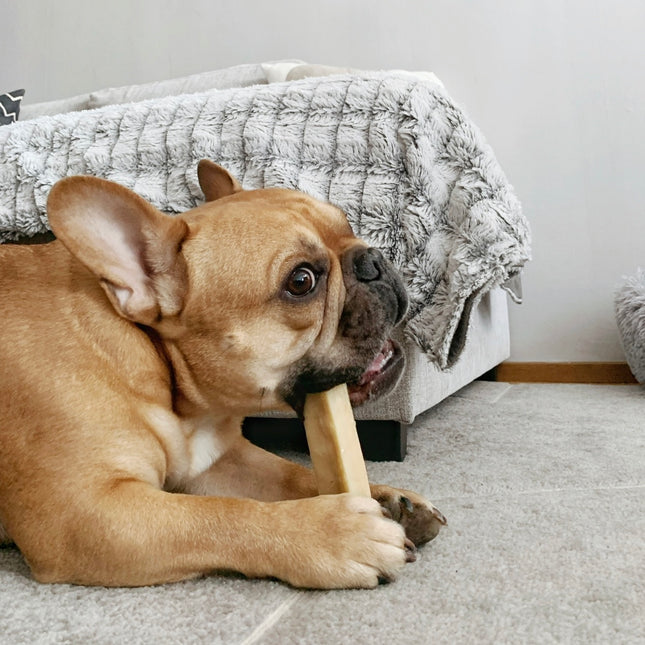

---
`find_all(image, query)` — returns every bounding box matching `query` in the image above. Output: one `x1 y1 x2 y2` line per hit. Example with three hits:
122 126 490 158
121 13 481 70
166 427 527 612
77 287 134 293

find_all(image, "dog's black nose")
344 245 409 326
353 247 384 282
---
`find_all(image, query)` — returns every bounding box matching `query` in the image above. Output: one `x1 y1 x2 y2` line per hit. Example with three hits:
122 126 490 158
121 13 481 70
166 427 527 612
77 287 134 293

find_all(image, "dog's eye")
286 266 317 297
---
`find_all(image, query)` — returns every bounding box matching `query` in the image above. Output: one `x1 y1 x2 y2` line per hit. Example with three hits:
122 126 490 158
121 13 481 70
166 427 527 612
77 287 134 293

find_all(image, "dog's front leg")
186 435 446 546
25 479 409 589
185 434 319 501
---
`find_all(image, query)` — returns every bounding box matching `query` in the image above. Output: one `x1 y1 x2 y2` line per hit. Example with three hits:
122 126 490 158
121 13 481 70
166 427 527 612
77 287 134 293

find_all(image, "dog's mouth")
280 338 405 415
347 339 404 406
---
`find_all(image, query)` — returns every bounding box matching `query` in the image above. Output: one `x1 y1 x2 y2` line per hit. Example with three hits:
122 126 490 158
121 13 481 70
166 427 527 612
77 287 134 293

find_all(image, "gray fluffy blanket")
0 73 530 368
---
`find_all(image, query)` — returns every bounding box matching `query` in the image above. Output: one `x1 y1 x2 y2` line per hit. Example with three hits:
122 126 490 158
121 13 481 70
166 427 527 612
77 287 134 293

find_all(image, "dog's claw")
404 538 417 563
400 495 414 513
432 507 447 526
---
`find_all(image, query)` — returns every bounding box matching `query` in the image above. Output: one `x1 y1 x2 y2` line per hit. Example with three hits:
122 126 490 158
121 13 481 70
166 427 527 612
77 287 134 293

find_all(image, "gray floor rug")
1 383 643 644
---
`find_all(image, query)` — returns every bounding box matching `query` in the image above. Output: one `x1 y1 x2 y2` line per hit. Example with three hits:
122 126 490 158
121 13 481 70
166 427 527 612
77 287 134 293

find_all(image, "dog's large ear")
47 176 188 326
198 159 243 201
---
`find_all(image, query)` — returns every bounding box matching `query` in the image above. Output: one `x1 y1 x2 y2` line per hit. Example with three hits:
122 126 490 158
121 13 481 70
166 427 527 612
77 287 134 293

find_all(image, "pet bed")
615 268 645 384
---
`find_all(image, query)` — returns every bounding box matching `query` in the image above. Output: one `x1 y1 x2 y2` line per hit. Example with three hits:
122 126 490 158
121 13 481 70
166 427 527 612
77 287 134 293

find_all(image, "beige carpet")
1 382 643 644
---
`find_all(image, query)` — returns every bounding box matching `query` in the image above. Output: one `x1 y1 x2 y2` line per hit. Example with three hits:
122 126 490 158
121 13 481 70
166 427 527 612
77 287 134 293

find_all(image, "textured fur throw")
0 73 530 368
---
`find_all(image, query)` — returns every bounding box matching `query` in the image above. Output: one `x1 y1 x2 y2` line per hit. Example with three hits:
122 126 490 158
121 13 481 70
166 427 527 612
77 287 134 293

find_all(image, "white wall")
2 0 644 362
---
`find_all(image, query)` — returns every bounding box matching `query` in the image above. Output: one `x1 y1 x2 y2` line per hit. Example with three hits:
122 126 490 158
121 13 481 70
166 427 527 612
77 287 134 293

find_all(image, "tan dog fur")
0 161 444 589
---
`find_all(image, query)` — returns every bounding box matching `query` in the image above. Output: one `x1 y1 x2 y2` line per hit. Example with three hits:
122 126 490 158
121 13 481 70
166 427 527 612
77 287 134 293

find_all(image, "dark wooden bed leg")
242 418 407 462
355 420 407 461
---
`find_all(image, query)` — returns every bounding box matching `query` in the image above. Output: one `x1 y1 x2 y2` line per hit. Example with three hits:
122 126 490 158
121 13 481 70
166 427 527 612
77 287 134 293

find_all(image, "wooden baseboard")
494 362 638 384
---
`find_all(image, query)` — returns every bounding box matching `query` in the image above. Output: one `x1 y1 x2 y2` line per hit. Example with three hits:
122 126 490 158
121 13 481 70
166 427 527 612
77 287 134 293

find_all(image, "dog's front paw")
372 485 447 546
270 494 414 589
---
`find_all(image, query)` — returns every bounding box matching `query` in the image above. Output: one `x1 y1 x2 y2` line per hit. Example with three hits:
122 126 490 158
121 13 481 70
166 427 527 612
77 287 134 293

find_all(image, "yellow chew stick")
303 383 371 497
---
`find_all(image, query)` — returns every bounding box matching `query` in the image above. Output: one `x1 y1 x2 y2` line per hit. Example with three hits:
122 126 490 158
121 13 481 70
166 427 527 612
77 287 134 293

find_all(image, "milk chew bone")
303 383 371 496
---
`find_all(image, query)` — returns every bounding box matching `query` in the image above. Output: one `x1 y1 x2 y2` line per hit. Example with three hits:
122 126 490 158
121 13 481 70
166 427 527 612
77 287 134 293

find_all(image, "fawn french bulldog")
0 160 444 588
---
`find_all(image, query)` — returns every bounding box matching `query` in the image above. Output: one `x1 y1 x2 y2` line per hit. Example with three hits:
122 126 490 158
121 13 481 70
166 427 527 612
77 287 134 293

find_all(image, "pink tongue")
358 340 394 386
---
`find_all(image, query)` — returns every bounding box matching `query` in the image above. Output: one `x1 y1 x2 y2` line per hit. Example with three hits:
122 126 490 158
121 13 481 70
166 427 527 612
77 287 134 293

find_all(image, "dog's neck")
139 325 211 420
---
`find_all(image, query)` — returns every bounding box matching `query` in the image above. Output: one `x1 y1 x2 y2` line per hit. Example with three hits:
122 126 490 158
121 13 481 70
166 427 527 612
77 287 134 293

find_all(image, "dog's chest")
143 407 234 490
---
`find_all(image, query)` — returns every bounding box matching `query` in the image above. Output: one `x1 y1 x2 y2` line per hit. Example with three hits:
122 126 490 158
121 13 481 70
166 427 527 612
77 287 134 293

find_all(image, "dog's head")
47 161 408 415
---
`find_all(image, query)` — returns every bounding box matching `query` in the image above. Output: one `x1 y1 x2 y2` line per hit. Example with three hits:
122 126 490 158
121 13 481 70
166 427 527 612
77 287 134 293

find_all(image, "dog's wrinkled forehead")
182 188 359 303
192 188 358 257
288 195 356 246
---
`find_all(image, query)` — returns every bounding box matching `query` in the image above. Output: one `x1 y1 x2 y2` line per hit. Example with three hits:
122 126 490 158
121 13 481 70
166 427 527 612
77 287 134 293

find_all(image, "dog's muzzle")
344 245 409 326
279 245 409 412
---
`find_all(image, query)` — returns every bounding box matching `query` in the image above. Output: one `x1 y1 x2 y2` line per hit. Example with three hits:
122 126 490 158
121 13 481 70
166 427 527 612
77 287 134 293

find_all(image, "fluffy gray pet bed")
615 269 645 384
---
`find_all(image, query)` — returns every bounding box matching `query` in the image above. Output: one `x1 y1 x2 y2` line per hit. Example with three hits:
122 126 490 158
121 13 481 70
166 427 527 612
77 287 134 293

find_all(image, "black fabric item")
0 89 25 125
